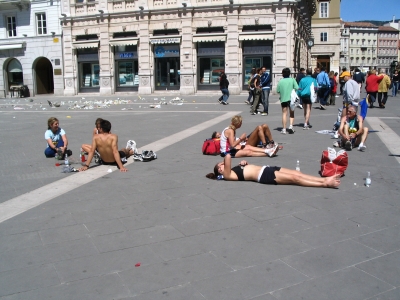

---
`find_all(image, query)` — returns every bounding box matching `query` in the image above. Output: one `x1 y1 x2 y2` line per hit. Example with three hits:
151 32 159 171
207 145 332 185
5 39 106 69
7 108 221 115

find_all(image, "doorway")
317 56 331 72
34 57 54 94
155 57 180 90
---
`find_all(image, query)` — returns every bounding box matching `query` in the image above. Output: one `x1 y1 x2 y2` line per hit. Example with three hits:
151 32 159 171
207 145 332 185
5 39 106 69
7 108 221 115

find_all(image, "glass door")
92 64 100 87
155 58 180 90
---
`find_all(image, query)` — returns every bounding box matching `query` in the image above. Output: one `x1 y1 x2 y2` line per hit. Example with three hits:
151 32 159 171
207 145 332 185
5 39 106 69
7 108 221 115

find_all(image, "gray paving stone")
54 245 163 283
192 260 308 300
84 218 127 236
212 234 311 270
354 225 400 254
350 207 400 230
118 253 233 294
356 250 400 287
289 219 374 248
366 288 400 300
271 267 393 300
38 224 90 245
0 231 42 253
0 263 60 297
127 283 205 300
170 211 256 236
282 239 381 278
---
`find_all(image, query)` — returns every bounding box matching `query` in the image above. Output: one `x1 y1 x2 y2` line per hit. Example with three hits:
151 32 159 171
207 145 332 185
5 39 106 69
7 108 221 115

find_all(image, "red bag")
202 139 221 155
320 149 348 177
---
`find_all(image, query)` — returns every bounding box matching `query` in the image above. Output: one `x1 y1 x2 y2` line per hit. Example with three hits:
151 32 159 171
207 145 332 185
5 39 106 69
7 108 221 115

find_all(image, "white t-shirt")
44 128 65 148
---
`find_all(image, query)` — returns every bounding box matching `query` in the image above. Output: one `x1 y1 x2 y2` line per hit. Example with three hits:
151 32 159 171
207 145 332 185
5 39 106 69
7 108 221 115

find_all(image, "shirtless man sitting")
79 119 135 172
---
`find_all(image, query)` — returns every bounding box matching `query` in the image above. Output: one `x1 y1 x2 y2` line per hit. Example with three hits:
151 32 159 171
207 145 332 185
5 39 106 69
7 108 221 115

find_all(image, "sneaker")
308 123 313 128
142 150 157 162
66 149 72 157
335 95 339 98
265 144 279 157
345 140 352 151
287 127 295 134
244 100 250 105
358 143 366 151
222 102 229 105
133 153 143 161
250 112 256 115
261 112 268 116
303 125 309 130
257 111 261 114
280 129 287 134
298 103 303 109
126 140 137 151
333 141 340 147
320 104 326 110
94 151 102 164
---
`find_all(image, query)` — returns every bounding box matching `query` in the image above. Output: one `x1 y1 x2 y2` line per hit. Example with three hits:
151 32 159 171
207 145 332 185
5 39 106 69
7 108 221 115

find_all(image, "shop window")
117 61 138 86
199 58 224 85
80 63 99 87
36 13 47 35
8 59 23 86
7 16 17 37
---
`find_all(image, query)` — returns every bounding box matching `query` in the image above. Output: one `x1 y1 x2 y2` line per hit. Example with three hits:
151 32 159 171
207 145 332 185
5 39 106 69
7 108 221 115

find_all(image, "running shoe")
345 140 352 151
287 127 295 134
126 140 137 151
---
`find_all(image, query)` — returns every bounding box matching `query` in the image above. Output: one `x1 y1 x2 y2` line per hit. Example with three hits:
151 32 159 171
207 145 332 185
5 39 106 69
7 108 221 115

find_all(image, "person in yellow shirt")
377 69 391 108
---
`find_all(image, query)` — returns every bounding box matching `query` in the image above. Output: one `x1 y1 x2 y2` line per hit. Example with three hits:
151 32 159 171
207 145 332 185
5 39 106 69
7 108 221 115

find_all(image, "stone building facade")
0 0 64 97
377 26 399 74
60 0 316 96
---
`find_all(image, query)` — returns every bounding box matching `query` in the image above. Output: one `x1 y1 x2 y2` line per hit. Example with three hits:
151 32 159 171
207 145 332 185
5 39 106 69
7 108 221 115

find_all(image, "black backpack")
250 75 258 88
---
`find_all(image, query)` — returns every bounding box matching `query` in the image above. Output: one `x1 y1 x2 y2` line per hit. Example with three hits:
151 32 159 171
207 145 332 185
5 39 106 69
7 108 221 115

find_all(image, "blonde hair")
47 117 59 129
329 71 334 78
229 115 242 131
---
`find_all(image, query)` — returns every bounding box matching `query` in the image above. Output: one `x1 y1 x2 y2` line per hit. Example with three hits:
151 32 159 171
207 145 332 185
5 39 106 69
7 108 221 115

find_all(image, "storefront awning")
150 37 181 44
193 35 226 43
72 41 99 49
109 38 138 46
0 43 25 50
238 33 274 41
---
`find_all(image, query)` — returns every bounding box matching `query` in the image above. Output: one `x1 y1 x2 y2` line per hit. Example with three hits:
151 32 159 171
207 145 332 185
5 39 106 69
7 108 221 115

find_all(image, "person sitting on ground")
338 105 368 151
79 119 135 172
81 118 104 154
219 115 279 158
206 153 341 188
44 117 72 158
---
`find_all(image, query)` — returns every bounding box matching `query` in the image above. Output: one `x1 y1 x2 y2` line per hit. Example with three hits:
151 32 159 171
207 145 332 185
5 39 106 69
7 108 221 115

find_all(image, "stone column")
180 15 195 95
138 14 152 95
99 16 113 95
225 6 240 94
63 25 77 96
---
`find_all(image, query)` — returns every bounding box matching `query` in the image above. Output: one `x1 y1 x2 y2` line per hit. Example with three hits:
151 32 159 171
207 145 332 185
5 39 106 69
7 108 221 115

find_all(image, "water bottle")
296 160 300 171
64 153 69 166
365 171 371 187
80 147 86 162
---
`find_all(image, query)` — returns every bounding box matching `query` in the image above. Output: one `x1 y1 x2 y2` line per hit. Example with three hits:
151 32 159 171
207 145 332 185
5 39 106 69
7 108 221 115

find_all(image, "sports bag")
202 139 221 155
320 147 348 177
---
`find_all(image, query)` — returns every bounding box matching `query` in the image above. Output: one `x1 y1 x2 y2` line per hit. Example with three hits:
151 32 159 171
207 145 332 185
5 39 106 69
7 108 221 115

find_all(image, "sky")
341 0 400 22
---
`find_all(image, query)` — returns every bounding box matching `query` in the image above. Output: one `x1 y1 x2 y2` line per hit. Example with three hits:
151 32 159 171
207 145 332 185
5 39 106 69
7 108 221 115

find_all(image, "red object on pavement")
135 263 141 267
81 154 86 162
55 163 61 166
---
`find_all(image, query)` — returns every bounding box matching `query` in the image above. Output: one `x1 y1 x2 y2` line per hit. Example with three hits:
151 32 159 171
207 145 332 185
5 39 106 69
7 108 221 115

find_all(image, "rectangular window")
36 13 47 35
351 49 353 54
320 32 327 42
319 2 328 18
7 16 17 37
351 39 354 45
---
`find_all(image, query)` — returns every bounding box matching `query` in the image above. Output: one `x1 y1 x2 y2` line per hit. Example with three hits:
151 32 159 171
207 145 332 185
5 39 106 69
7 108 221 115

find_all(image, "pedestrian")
297 68 317 130
328 71 337 106
391 70 399 97
218 71 229 105
365 69 384 108
342 71 360 116
296 68 306 84
250 68 263 115
260 66 272 115
352 68 365 92
245 68 256 105
377 69 391 108
277 67 298 134
312 67 320 79
316 67 330 109
339 67 348 95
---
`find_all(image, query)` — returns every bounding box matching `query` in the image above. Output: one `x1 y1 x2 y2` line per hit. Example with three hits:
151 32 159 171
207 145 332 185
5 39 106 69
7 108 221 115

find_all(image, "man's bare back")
94 133 120 163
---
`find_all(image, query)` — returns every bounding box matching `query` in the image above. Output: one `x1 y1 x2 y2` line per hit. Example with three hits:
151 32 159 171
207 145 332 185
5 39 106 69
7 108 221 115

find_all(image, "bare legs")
274 168 340 188
247 124 273 146
303 103 311 126
81 144 92 153
282 106 295 130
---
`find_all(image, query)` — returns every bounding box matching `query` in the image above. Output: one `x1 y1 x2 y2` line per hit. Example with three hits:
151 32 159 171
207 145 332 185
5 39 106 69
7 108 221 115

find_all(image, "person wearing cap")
342 71 359 117
339 68 350 95
365 69 384 108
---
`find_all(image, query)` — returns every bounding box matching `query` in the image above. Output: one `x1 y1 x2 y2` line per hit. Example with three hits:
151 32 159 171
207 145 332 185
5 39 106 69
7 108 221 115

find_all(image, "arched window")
7 59 24 86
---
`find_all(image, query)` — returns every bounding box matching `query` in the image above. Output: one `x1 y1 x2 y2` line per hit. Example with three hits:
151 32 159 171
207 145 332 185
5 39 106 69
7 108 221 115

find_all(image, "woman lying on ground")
206 153 340 188
218 115 280 158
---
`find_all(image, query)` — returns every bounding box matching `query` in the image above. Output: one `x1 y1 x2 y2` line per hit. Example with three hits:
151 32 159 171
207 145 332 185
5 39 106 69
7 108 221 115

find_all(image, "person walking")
328 71 337 105
365 69 384 108
316 67 331 110
277 68 298 134
250 68 263 115
260 66 272 115
391 70 399 97
297 68 317 130
377 69 391 108
218 71 230 105
352 68 365 92
245 68 256 105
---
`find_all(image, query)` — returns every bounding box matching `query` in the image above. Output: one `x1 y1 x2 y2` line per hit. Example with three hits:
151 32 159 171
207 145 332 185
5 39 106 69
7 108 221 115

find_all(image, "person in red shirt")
365 69 384 108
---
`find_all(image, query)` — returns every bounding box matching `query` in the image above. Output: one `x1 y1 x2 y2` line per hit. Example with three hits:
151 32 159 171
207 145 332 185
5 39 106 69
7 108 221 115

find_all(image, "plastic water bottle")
365 171 371 187
80 147 86 162
296 160 300 171
64 153 69 166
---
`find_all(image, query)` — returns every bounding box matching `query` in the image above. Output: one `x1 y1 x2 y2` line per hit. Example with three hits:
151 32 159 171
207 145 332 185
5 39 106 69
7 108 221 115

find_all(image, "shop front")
240 39 273 90
151 37 181 90
195 39 226 91
73 40 100 93
114 46 138 91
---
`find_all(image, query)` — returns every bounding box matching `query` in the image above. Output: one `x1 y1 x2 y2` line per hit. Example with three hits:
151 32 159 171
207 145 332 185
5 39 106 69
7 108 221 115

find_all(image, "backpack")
250 75 258 88
202 139 221 155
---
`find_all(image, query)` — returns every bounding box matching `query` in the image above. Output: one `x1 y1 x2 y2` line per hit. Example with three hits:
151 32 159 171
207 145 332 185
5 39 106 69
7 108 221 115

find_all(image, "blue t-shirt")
44 128 65 148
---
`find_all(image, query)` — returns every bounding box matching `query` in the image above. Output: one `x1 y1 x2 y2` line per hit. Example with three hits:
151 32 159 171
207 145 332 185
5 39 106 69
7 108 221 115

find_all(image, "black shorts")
100 151 127 166
220 148 238 158
301 96 311 104
281 100 291 108
258 166 281 185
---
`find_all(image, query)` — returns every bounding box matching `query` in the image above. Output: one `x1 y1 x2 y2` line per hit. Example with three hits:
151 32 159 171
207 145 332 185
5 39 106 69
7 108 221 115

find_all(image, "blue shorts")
220 148 238 158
